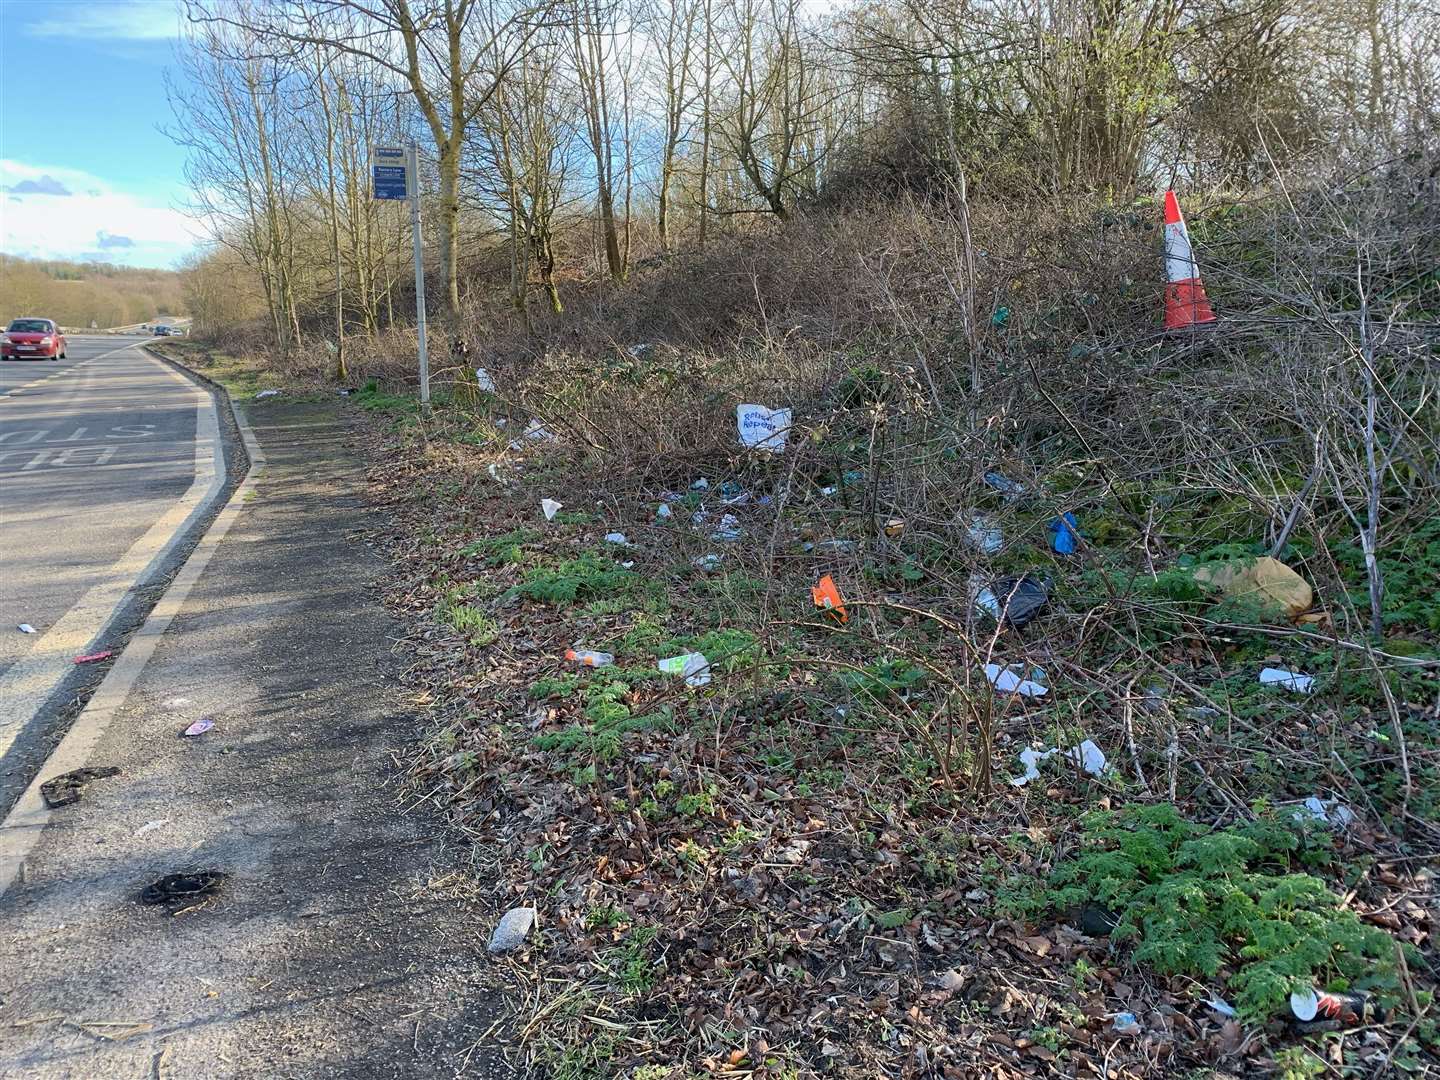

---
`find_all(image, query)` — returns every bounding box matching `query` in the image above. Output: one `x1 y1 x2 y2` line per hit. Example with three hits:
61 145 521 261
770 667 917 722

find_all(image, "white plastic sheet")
1259 667 1314 693
984 662 1048 697
737 404 793 451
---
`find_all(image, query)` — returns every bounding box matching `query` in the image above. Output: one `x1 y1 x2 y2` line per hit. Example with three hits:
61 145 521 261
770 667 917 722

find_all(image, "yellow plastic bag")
1194 556 1313 621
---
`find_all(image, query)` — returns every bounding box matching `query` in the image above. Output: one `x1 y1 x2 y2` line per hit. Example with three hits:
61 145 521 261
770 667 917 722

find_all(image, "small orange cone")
812 575 848 622
1162 190 1216 330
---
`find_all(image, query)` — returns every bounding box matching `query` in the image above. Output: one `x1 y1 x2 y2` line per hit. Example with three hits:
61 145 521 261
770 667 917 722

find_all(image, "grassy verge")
351 379 1437 1079
200 168 1439 1078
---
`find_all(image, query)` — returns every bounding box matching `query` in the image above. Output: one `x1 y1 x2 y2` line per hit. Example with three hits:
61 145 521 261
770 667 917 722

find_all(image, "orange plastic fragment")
812 575 848 622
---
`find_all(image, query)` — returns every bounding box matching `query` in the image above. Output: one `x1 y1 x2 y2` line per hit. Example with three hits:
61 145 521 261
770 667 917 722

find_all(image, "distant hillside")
0 255 187 329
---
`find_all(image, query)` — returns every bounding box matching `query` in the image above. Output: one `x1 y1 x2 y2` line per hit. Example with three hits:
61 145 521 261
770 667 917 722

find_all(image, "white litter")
974 588 1000 618
691 478 709 491
984 662 1048 698
693 554 723 572
1010 740 1108 787
984 470 1025 499
510 419 557 448
736 404 793 451
541 498 563 521
254 389 280 399
134 819 170 837
710 514 742 541
656 503 673 519
1204 995 1237 1018
1259 667 1314 693
620 560 635 569
474 367 496 392
627 343 652 358
966 516 1004 555
17 624 36 634
604 532 631 546
1289 988 1320 1021
1112 1012 1142 1036
1294 796 1357 828
659 652 712 687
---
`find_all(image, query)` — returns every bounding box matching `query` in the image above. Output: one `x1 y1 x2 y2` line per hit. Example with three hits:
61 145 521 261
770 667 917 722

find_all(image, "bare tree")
190 0 551 317
568 0 630 282
644 0 700 250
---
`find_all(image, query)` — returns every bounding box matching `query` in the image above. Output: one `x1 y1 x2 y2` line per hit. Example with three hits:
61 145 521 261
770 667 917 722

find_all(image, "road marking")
0 385 262 899
0 340 143 401
0 350 223 757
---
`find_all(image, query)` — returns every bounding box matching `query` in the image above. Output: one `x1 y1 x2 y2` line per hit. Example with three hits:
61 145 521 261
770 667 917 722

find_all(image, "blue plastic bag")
1049 512 1080 554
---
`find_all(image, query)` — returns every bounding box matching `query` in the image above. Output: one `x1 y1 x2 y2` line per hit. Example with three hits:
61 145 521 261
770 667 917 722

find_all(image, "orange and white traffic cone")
1162 189 1216 330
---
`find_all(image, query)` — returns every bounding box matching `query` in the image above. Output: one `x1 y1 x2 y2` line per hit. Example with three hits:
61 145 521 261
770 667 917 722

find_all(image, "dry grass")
217 159 1440 1078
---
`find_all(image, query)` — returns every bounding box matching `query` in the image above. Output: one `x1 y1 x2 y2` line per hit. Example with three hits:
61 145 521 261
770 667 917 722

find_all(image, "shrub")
1002 804 1401 1021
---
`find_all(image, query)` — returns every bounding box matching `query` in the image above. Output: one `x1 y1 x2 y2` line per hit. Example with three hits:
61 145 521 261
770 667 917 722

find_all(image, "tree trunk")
437 139 461 315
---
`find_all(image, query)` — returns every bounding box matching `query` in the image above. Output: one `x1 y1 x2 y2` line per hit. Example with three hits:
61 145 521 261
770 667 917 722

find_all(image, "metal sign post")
373 143 429 407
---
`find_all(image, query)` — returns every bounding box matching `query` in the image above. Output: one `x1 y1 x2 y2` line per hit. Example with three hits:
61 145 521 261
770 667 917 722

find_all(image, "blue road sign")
373 165 408 200
372 146 408 200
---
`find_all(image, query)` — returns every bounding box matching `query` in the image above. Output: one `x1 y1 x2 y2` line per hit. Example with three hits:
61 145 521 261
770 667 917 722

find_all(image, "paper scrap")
1294 796 1356 828
17 624 37 634
541 499 563 521
1010 739 1107 787
984 662 1047 698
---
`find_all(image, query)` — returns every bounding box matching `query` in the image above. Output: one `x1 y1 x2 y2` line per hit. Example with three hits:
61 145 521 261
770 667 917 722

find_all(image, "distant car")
1 318 66 361
154 325 171 336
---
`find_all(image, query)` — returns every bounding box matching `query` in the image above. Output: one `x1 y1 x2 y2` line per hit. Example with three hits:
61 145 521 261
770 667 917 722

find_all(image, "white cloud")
1 161 203 267
24 0 181 41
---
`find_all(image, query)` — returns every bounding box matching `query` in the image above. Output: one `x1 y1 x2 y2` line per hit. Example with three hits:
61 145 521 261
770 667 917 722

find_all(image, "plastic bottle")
565 649 614 668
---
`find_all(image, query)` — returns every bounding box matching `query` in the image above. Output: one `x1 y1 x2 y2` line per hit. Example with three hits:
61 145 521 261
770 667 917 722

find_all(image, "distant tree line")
172 0 1439 376
0 255 187 329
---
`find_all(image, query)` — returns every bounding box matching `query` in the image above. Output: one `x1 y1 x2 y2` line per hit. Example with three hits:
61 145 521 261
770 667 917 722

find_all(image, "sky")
1 0 203 268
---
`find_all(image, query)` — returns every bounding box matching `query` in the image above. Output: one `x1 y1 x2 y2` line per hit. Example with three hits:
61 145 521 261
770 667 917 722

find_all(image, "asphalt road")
0 402 514 1079
0 336 222 788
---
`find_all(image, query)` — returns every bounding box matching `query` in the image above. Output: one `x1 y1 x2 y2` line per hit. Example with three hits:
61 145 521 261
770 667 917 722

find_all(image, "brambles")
366 160 1438 1078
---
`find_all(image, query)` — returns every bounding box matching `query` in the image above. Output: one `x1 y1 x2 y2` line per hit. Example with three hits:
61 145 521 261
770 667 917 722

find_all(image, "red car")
1 318 67 361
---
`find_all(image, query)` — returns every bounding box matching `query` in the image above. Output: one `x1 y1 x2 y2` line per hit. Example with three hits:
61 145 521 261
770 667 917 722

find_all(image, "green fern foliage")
1039 804 1399 1021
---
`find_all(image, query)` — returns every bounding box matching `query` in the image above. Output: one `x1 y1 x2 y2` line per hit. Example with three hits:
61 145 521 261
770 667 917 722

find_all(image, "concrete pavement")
0 400 513 1079
0 337 227 812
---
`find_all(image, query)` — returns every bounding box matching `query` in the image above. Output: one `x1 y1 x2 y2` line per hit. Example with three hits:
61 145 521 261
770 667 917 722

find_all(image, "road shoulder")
0 400 515 1079
0 341 241 815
